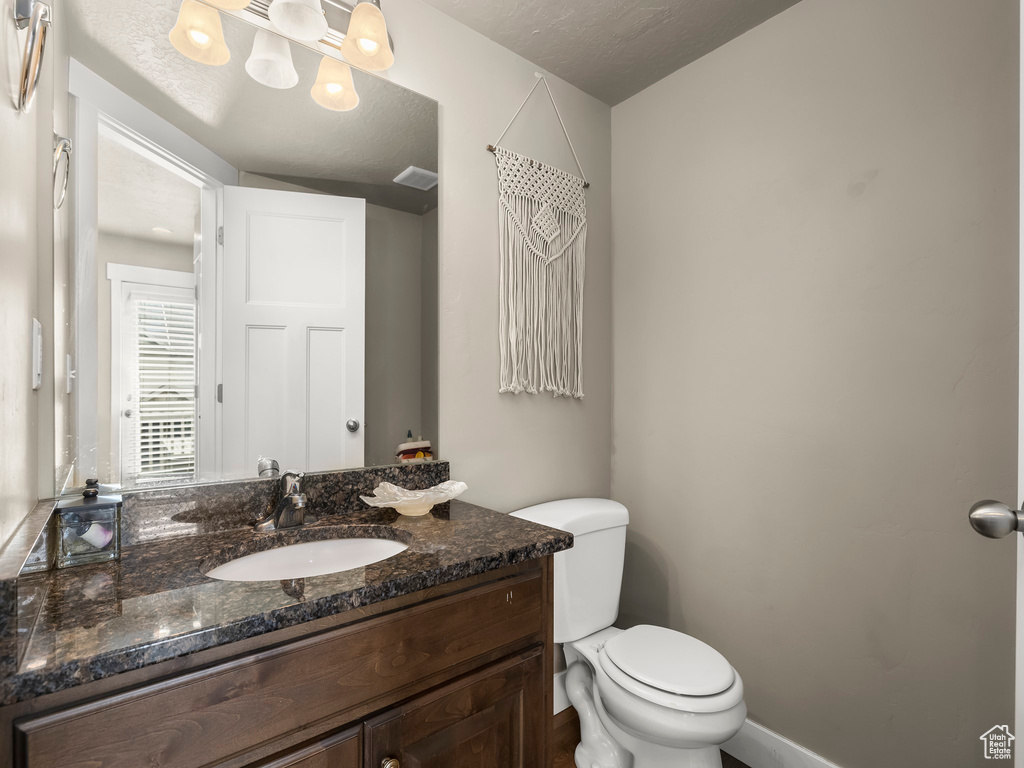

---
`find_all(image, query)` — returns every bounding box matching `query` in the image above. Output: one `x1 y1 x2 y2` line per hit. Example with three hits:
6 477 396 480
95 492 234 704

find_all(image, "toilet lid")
603 625 735 696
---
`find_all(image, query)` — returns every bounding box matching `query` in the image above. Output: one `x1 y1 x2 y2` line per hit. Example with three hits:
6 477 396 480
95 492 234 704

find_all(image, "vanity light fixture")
246 27 299 89
203 0 251 9
339 0 393 71
311 56 359 111
267 0 328 42
169 0 230 66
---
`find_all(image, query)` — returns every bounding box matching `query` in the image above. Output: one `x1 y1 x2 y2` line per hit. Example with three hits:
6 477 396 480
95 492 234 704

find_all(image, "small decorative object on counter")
361 480 467 517
396 430 433 463
55 479 121 568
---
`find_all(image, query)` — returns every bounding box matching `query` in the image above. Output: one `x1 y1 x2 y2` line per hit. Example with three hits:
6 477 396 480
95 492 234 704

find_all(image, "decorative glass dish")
360 480 468 517
55 486 121 568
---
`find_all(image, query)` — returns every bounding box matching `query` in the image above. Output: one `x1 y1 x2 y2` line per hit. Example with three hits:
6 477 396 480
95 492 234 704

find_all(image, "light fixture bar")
238 0 392 53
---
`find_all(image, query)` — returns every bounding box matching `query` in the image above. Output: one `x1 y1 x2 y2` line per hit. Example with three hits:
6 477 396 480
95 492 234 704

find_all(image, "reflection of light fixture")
152 227 174 235
268 0 327 42
311 56 359 111
340 0 394 71
245 28 298 89
204 0 251 9
169 0 230 65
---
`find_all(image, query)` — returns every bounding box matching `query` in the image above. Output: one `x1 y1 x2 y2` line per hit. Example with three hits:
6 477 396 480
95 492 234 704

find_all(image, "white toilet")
511 499 746 768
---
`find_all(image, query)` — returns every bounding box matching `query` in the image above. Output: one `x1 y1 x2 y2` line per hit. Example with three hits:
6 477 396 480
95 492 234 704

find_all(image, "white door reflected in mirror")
220 186 366 478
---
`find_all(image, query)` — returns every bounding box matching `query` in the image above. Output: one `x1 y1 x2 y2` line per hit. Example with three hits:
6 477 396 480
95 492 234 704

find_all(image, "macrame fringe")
494 145 587 399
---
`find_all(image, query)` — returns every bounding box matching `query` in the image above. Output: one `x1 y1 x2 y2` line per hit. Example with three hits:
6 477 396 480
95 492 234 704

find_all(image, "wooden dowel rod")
485 145 590 188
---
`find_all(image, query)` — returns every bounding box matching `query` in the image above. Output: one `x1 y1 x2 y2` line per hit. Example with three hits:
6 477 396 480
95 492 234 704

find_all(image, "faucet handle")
281 471 304 495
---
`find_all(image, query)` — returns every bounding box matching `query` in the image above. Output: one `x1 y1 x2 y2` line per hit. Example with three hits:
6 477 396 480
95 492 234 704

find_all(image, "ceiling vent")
393 166 438 191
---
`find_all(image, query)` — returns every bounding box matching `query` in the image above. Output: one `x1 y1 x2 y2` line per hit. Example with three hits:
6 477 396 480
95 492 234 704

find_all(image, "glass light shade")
268 0 328 42
245 28 299 89
204 0 251 9
310 57 359 111
340 2 394 71
169 0 230 66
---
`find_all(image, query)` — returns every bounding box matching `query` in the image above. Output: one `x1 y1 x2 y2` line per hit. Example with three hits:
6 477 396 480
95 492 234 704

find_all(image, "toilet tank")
511 499 628 643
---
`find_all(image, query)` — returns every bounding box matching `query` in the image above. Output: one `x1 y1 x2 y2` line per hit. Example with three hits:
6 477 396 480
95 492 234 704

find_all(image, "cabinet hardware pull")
381 759 400 768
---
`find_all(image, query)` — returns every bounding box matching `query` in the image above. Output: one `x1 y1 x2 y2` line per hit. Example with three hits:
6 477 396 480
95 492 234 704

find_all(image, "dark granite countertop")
1 500 572 706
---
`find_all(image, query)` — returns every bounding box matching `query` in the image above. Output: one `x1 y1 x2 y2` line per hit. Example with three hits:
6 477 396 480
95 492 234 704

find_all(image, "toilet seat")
604 625 734 695
596 626 744 714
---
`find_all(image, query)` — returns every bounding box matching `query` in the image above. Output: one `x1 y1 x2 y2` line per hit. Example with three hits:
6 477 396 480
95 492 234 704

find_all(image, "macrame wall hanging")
488 75 589 399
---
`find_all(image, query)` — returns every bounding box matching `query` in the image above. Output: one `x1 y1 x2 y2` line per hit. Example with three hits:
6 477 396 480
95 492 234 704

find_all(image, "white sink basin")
205 538 408 582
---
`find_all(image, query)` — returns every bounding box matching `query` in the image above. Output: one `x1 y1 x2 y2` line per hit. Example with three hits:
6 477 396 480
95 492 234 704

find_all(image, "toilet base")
596 693 724 768
604 731 723 768
566 660 733 768
573 735 724 768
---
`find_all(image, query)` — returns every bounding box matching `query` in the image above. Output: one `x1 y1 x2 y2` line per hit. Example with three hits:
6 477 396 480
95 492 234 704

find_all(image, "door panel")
307 327 348 469
221 186 365 477
364 649 546 768
245 324 289 463
245 212 349 307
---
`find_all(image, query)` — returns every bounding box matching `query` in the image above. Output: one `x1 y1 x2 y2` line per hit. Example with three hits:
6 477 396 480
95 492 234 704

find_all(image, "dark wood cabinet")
252 727 361 768
364 649 545 768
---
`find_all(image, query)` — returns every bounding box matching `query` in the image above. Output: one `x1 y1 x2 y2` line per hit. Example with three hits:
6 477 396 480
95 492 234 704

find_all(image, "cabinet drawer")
15 571 542 768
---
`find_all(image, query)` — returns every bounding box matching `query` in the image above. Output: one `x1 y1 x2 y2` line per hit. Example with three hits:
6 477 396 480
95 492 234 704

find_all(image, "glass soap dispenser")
55 480 121 568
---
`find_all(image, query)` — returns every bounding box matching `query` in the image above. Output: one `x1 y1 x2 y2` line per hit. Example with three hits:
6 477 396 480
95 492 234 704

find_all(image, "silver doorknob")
124 409 133 417
969 500 1024 539
346 419 360 433
381 759 400 768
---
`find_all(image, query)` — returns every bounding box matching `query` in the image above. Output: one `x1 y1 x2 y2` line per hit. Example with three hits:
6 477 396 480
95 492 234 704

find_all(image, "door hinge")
217 226 224 245
217 383 223 403
194 284 199 300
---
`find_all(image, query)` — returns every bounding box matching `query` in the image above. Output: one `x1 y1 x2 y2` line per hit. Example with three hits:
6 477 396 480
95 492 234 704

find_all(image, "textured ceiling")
65 0 438 214
420 0 802 105
98 134 201 245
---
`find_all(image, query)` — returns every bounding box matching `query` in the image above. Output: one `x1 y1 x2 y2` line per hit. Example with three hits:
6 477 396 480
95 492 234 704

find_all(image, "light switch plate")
31 318 42 390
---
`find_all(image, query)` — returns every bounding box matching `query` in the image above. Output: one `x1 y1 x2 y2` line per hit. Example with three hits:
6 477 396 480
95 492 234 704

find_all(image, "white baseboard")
722 720 842 768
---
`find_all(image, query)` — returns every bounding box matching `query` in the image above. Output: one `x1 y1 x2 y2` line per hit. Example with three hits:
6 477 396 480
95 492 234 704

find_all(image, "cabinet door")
251 727 361 768
364 648 545 768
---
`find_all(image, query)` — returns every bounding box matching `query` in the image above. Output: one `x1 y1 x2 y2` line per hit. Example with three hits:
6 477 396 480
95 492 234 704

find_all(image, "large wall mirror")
52 0 438 496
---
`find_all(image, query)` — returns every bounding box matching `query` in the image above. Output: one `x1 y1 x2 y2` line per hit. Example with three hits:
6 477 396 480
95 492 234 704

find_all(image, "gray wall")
387 1 613 511
421 208 439 456
363 204 427 466
610 1 1018 767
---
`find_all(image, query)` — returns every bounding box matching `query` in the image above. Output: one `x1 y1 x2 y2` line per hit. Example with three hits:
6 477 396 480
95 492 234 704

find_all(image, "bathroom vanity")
0 467 572 768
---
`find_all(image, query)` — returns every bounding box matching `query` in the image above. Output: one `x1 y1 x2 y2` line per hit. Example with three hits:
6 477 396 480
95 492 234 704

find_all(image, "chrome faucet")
254 471 315 532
